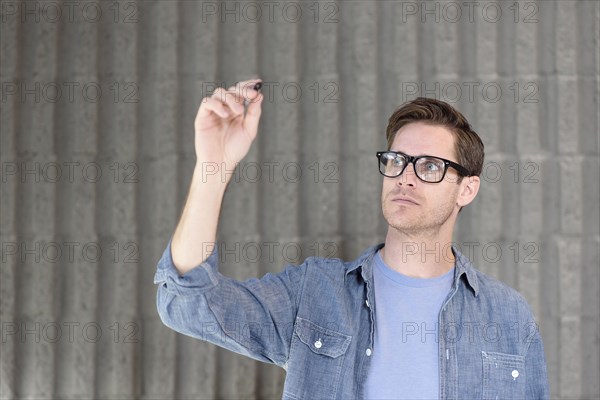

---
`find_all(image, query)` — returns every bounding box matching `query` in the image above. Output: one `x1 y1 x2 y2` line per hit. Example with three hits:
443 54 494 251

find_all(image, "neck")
382 226 456 279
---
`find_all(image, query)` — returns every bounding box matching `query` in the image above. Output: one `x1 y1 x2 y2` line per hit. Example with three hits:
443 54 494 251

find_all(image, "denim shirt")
154 240 550 399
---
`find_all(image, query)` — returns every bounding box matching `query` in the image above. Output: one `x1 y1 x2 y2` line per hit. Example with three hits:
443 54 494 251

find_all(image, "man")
154 79 550 399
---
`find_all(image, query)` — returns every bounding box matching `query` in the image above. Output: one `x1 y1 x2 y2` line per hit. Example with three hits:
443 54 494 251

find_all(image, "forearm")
171 164 229 275
170 79 262 275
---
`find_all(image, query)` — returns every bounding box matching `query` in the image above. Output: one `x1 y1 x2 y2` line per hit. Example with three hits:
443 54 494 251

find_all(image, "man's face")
381 122 464 235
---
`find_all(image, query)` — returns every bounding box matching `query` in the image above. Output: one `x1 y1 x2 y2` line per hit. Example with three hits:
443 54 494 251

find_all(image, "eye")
416 158 445 176
424 161 441 171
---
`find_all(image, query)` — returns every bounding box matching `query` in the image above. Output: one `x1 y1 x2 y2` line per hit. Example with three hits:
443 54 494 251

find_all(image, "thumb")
243 92 264 138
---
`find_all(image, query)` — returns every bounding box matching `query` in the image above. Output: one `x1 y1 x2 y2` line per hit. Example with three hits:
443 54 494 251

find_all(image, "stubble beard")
382 189 459 237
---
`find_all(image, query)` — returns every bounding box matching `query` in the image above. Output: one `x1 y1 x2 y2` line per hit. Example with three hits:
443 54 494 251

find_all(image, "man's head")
380 97 484 236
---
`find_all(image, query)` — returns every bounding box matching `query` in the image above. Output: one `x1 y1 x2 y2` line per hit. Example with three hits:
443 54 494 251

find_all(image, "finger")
243 92 264 136
235 78 262 92
230 79 262 107
199 97 230 119
197 80 262 121
221 82 262 117
237 80 262 103
212 87 245 116
198 88 229 119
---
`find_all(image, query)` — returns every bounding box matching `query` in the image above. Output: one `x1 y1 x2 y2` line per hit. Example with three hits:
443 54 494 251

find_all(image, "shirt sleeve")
153 239 306 367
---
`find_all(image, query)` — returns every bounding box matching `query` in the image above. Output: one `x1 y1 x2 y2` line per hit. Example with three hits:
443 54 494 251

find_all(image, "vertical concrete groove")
0 0 20 397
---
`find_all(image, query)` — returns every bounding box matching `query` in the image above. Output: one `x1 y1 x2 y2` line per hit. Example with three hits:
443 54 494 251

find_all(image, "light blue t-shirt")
364 250 455 400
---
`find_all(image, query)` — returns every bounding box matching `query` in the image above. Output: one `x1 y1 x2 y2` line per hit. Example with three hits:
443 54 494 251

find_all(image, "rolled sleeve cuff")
153 239 220 296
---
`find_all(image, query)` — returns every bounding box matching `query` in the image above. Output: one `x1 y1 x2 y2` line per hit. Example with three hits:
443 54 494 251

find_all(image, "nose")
397 163 417 187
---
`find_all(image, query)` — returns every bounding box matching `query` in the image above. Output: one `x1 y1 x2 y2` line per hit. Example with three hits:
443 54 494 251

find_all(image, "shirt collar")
345 243 480 297
452 245 480 296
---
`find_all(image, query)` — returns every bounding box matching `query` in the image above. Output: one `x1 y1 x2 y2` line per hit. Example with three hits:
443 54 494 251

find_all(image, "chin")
383 212 419 232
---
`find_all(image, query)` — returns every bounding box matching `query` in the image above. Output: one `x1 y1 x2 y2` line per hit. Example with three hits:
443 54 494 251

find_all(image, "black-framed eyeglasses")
376 151 470 183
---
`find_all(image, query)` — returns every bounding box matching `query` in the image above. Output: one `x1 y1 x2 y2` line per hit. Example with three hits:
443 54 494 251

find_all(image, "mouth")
391 196 419 206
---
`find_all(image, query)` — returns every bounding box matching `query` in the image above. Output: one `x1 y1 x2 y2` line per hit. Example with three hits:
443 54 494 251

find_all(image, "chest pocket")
295 317 351 358
482 351 526 400
284 317 352 399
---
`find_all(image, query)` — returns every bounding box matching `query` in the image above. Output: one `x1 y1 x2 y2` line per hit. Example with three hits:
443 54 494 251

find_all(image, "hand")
194 79 263 170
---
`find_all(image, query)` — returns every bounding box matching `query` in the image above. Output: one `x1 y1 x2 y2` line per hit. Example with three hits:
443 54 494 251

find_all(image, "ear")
457 175 480 208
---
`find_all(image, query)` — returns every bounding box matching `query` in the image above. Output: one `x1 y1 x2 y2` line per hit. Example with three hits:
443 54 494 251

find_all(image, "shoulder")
471 266 537 322
283 243 381 295
476 269 527 300
454 248 537 321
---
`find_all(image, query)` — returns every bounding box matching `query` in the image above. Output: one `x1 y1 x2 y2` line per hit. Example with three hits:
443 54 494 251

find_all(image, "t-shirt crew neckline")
375 250 455 288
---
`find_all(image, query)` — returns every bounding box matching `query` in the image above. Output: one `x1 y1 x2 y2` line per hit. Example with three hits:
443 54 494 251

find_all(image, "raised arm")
171 79 263 274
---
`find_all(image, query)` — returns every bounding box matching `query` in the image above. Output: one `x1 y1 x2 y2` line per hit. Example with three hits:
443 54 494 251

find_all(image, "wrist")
192 162 234 188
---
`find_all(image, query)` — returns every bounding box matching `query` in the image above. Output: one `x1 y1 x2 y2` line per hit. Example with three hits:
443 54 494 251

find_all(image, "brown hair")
385 97 484 177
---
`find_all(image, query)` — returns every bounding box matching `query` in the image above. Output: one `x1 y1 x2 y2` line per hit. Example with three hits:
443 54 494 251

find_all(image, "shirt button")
314 340 322 349
366 348 372 356
365 299 370 307
512 370 519 380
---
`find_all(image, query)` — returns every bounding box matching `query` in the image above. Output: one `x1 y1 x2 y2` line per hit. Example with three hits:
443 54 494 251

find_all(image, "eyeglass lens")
379 153 446 182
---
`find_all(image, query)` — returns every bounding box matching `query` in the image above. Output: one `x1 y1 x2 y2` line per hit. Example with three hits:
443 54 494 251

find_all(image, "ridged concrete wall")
1 0 598 398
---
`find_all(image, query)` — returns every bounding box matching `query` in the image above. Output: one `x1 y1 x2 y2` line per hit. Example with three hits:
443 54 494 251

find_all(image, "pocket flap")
295 317 351 358
482 351 525 369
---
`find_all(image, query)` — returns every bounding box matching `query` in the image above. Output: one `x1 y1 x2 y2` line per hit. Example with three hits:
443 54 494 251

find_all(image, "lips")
390 195 419 205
